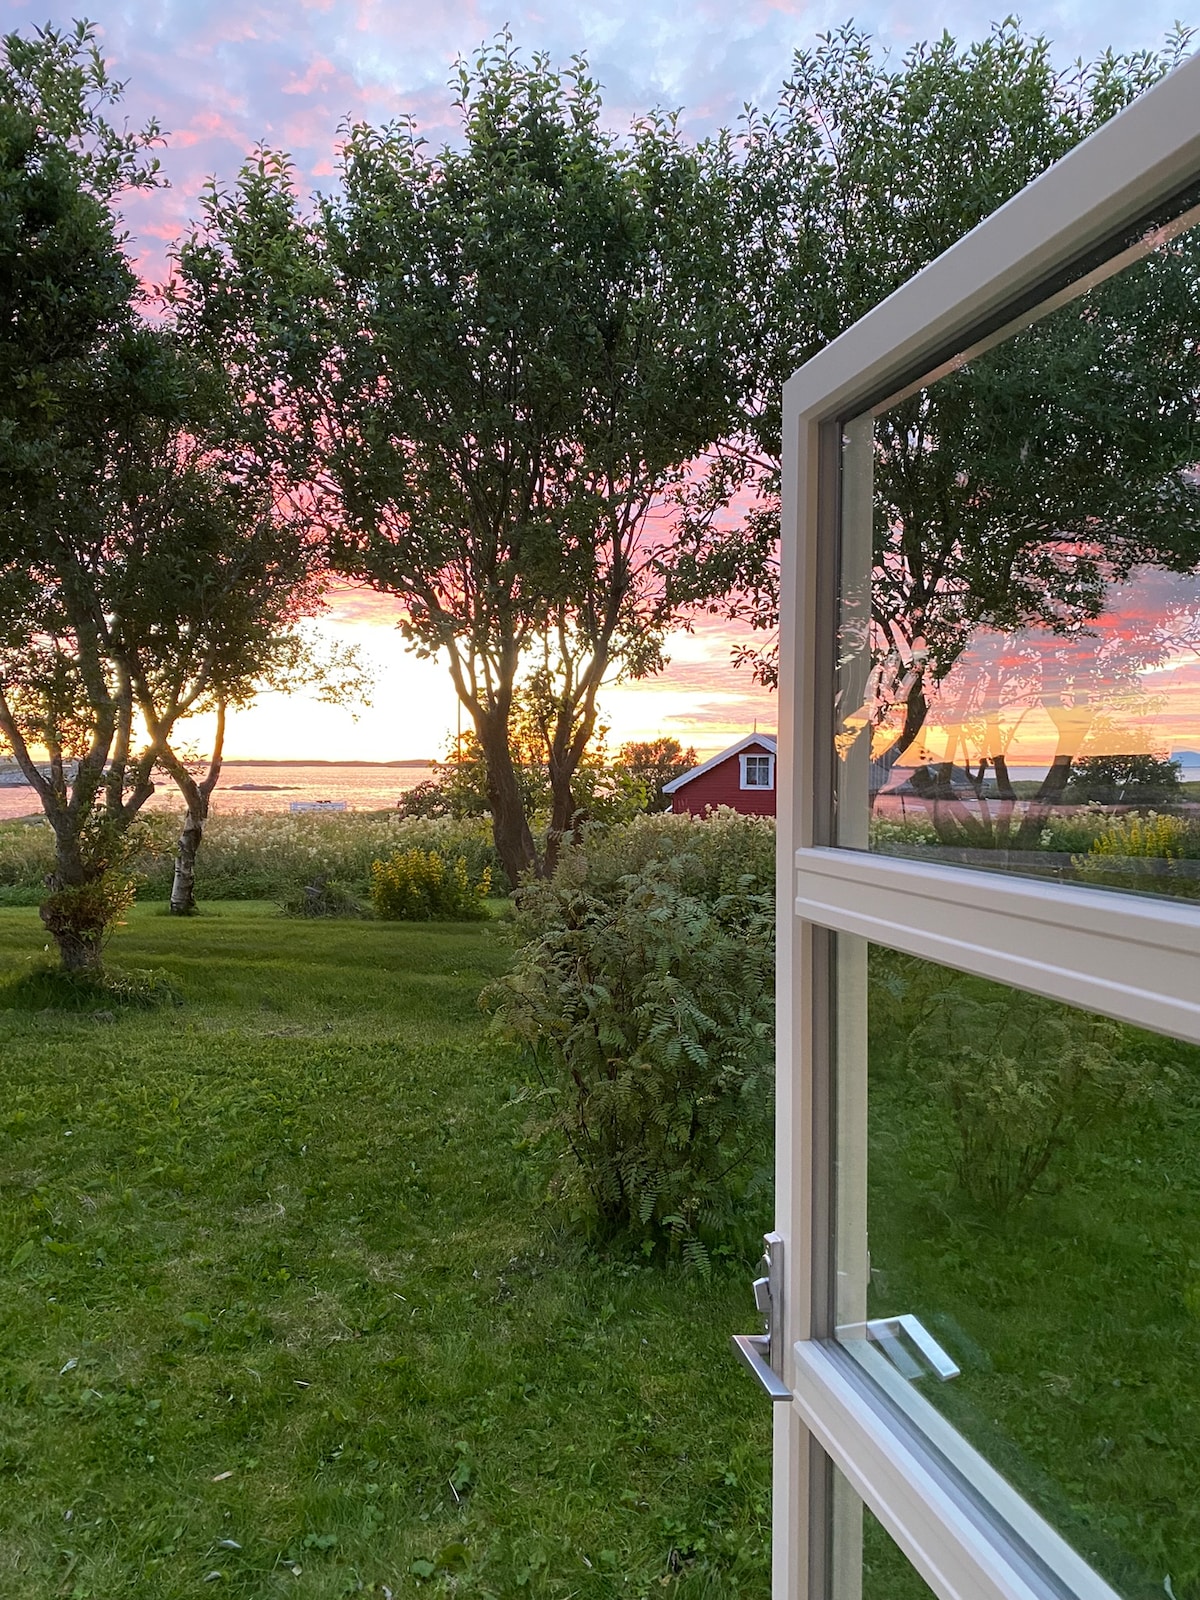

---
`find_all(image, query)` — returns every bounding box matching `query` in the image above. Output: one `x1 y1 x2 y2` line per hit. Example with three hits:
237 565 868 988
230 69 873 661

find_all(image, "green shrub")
0 960 182 1012
370 848 491 920
1073 810 1200 898
515 808 775 941
903 968 1167 1212
487 817 775 1258
279 876 369 919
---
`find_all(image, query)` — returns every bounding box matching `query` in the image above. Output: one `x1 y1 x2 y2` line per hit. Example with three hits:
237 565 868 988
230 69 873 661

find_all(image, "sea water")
0 763 435 822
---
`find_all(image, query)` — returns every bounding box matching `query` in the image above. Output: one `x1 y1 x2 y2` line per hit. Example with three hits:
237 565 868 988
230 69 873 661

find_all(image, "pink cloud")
281 56 341 95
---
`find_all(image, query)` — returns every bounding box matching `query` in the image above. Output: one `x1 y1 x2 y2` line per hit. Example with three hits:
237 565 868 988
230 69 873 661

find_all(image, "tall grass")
0 812 508 903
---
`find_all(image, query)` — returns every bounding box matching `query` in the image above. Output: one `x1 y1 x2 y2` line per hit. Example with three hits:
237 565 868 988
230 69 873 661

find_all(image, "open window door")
735 49 1200 1600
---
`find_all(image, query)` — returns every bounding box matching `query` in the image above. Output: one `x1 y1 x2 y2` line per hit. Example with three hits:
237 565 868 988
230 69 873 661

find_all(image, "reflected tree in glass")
841 225 1200 855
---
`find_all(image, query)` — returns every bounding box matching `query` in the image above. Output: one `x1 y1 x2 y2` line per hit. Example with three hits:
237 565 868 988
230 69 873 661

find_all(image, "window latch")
731 1232 791 1402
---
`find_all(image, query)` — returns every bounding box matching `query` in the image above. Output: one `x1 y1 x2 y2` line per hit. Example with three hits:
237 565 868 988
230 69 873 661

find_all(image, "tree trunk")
170 807 204 915
163 699 226 915
45 920 104 973
478 717 539 886
544 768 578 878
1035 754 1073 804
40 829 106 973
992 753 1017 801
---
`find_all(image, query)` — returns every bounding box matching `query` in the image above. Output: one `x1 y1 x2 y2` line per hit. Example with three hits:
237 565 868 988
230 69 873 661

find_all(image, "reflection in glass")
836 936 1200 1598
836 207 1200 898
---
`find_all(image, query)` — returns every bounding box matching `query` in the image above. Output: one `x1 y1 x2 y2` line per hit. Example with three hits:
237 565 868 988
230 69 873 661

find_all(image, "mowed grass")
0 905 771 1600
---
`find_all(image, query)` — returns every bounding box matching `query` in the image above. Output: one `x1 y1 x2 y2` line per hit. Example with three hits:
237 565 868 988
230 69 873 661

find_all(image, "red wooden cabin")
661 734 777 817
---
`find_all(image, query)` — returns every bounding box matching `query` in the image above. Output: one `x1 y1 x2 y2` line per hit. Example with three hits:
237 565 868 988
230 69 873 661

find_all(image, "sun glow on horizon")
201 596 777 763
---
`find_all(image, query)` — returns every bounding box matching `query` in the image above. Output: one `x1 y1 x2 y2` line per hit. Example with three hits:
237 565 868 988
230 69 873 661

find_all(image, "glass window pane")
835 934 1200 1597
835 207 1200 902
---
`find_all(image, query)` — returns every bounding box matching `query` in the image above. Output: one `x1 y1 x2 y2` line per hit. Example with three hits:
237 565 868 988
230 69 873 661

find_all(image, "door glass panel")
835 933 1200 1598
835 202 1200 902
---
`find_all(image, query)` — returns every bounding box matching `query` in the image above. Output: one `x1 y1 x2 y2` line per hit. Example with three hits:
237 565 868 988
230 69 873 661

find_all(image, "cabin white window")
740 752 774 789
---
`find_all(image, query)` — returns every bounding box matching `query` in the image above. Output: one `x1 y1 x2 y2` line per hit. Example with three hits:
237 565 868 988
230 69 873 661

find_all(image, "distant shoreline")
0 758 435 773
219 759 434 768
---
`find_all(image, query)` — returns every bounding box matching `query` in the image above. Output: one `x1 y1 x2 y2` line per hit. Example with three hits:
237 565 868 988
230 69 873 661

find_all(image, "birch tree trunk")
164 701 226 916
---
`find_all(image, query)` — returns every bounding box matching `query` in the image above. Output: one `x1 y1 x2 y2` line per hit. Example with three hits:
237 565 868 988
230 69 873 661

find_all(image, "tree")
1066 755 1183 807
853 226 1200 822
397 692 644 840
174 37 737 887
675 22 1197 717
618 736 697 812
0 24 165 970
0 23 323 963
157 629 370 916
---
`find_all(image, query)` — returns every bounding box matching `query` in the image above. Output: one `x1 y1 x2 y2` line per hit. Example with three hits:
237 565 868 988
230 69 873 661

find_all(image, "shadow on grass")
0 958 182 1012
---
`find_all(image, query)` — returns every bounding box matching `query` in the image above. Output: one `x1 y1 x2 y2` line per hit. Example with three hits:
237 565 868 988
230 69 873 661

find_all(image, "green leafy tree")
676 22 1198 745
618 736 698 812
174 37 737 886
0 23 325 961
1066 754 1184 807
399 689 645 834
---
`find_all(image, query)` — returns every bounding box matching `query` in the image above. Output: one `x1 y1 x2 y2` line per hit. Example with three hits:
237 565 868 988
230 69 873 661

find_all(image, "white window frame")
741 751 776 790
773 51 1200 1600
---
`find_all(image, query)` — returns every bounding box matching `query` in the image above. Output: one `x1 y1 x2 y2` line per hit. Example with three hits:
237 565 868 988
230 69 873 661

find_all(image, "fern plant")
486 840 774 1257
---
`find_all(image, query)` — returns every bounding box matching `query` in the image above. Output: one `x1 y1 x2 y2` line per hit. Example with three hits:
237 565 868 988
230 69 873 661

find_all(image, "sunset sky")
11 0 1193 759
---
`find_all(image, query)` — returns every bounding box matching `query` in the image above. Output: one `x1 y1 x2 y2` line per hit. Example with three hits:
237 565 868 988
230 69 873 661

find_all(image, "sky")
8 0 1195 760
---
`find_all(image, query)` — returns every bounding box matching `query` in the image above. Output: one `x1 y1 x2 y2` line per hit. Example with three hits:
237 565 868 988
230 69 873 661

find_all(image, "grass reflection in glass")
866 946 1200 1598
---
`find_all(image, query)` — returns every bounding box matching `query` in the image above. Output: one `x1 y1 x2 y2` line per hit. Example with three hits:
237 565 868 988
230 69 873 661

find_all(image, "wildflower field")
0 812 506 907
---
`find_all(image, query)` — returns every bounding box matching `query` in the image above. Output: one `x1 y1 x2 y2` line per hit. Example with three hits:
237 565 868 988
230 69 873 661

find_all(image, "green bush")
370 848 491 920
898 965 1168 1212
0 960 182 1012
279 876 369 919
1072 810 1200 898
487 813 776 1258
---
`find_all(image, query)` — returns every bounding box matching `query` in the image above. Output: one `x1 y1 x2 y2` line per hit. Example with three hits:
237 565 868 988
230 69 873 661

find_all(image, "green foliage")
0 817 54 885
398 722 651 838
0 20 325 961
0 19 164 201
676 20 1197 701
488 812 775 1253
0 957 180 1011
0 25 324 966
278 875 368 920
1072 810 1200 899
0 812 510 902
510 808 777 922
1085 811 1194 859
176 38 736 886
370 849 491 921
1065 753 1183 805
617 737 698 813
38 868 135 949
881 956 1169 1212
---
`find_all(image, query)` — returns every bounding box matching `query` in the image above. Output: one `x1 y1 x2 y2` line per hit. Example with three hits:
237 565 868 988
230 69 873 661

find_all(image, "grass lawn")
865 959 1200 1600
0 904 771 1599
